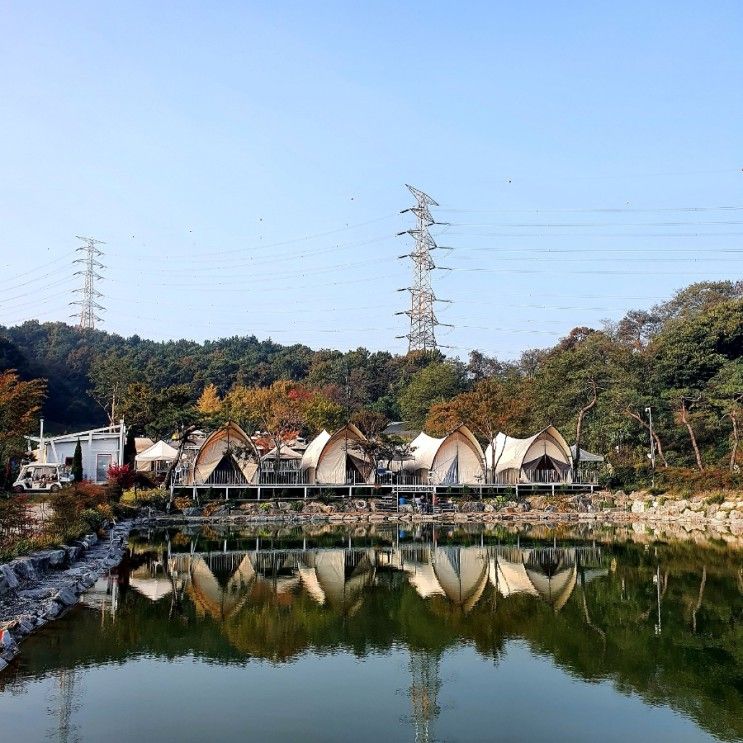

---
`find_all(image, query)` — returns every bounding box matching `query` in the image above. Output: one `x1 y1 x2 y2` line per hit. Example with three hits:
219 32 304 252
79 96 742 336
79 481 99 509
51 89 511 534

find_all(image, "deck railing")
172 466 599 488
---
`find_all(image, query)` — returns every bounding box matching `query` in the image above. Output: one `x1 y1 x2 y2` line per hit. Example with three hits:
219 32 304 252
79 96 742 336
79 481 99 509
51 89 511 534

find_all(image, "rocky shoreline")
0 519 136 672
162 490 743 537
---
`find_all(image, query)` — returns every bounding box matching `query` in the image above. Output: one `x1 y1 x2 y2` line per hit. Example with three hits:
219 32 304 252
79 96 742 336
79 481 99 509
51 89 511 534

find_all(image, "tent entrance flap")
522 454 570 479
207 454 248 485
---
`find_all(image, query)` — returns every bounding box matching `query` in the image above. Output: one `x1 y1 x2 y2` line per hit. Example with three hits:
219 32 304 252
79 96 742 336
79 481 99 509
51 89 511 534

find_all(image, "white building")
28 420 126 484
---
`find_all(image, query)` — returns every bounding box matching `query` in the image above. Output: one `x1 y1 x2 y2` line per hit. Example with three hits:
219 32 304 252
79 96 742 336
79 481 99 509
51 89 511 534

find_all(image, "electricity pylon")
70 236 105 330
397 185 451 353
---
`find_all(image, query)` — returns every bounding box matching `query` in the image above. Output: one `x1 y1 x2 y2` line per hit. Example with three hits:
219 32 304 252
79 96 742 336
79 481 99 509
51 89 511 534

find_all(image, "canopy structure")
485 426 573 484
188 422 259 485
524 564 577 613
262 443 303 461
570 445 605 463
300 424 371 484
404 560 446 599
401 425 485 485
135 440 178 463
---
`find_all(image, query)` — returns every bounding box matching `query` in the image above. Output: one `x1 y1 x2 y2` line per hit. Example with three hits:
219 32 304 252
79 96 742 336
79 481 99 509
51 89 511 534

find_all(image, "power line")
70 236 105 330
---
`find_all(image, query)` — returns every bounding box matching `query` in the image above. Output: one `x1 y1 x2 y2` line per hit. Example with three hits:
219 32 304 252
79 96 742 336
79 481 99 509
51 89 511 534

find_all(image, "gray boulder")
0 564 19 594
53 587 78 607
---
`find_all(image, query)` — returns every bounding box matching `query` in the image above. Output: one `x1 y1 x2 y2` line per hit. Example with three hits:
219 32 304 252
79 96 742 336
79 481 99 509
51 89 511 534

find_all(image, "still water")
1 523 741 742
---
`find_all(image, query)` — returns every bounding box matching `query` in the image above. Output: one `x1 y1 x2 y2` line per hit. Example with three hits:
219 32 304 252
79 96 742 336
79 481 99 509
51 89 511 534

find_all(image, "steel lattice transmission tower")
396 185 451 353
70 236 105 330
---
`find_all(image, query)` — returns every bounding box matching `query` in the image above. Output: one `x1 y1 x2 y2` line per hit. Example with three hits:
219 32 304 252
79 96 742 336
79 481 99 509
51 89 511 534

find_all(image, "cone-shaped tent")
401 425 485 485
300 424 371 484
484 426 573 484
525 563 578 612
188 422 260 485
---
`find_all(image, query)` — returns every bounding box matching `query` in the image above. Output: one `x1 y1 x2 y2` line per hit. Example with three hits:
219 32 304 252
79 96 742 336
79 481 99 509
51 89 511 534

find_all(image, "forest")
1 280 743 484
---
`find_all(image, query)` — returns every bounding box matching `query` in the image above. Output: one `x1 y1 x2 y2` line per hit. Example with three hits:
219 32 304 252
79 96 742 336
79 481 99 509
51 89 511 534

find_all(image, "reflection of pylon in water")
408 649 441 743
56 668 78 743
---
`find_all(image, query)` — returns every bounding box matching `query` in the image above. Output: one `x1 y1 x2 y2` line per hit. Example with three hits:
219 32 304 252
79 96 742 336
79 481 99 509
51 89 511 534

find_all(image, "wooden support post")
551 484 555 497
304 487 307 500
192 486 196 501
257 487 261 501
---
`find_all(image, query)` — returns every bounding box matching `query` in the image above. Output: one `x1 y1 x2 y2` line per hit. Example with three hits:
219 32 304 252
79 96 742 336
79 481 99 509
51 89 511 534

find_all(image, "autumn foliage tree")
0 370 46 486
426 377 531 482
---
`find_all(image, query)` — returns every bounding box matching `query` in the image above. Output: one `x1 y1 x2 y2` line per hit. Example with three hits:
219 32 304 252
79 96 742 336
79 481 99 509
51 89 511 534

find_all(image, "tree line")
2 280 743 484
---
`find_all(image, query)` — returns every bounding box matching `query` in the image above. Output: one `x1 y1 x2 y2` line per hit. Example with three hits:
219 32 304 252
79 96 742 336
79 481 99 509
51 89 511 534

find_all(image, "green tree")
71 439 84 482
398 362 466 429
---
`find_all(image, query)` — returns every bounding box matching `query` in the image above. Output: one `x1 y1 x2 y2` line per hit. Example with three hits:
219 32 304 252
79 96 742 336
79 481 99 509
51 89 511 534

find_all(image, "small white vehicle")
13 463 73 493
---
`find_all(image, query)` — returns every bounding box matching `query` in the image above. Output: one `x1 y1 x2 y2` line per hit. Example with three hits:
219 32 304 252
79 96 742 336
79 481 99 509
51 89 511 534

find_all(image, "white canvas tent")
262 443 303 461
484 426 573 484
401 425 485 485
188 422 259 485
135 440 178 473
300 424 371 484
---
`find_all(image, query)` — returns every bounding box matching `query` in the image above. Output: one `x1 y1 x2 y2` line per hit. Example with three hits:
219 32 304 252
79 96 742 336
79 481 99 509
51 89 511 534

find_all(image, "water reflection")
1 524 741 743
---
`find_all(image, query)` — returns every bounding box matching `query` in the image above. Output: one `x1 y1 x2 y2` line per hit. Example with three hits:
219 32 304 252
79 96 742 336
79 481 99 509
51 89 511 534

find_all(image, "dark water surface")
1 523 741 742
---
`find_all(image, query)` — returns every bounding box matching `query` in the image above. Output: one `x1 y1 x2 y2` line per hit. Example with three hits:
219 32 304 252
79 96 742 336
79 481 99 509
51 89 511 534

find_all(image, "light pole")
645 406 656 488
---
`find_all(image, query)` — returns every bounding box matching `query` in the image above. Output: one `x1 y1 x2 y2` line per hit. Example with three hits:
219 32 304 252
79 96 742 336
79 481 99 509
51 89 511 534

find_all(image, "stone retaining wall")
0 520 136 671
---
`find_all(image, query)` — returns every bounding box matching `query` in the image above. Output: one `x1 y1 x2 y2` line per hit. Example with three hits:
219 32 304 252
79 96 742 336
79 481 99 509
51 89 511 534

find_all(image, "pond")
1 523 741 742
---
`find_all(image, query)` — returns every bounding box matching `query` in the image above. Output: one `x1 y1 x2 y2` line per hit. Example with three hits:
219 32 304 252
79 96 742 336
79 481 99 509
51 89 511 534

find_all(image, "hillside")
2 280 743 474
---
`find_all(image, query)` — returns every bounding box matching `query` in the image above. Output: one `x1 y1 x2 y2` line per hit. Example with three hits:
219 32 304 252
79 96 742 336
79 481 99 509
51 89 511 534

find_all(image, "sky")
1 1 742 361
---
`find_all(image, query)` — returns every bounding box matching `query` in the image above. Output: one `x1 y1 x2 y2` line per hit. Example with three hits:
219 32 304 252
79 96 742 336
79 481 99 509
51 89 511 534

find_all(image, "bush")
80 508 104 531
600 464 651 492
658 467 743 493
132 471 157 489
107 463 134 489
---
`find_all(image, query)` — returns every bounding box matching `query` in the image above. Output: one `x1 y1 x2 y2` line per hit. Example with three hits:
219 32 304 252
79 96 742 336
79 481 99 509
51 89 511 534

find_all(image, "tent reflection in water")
401 425 485 485
186 554 257 620
301 424 372 485
129 564 173 602
431 546 489 612
485 426 573 484
186 422 259 486
299 549 374 613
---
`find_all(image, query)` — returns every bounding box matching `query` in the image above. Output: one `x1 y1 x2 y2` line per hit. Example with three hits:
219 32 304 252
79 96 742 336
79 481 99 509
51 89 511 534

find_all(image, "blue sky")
1 1 742 360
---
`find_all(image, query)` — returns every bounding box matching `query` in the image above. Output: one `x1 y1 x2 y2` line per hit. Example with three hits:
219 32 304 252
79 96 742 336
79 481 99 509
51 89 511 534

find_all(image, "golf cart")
13 463 73 493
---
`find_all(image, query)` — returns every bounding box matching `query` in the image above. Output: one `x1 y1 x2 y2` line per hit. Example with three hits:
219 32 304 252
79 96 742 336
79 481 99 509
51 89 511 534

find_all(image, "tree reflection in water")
2 524 742 742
